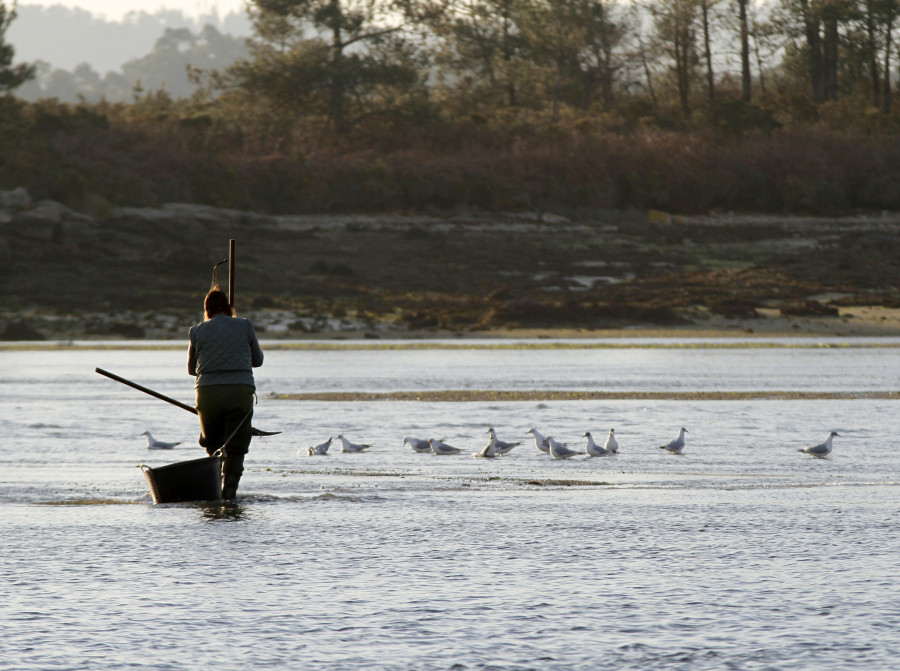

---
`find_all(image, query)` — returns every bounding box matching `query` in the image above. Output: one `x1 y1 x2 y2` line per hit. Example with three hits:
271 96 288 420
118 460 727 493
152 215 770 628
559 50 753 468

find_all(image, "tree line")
7 0 900 127
193 0 900 130
4 0 900 216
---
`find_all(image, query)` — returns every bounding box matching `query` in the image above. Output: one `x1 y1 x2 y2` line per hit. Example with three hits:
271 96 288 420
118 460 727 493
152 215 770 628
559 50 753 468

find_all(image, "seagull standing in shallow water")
142 431 181 450
403 437 434 453
337 434 372 452
430 439 463 455
487 428 521 454
604 428 619 454
527 428 550 453
474 434 499 458
547 436 581 459
305 437 332 456
798 431 839 458
659 427 688 454
584 432 613 457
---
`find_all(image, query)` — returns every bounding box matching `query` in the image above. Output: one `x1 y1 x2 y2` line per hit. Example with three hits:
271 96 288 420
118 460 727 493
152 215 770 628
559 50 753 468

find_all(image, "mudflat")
3 206 900 340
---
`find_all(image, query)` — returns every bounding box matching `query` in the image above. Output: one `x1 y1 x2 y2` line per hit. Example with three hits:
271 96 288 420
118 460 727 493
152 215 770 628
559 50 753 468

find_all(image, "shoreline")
5 325 900 350
5 304 900 344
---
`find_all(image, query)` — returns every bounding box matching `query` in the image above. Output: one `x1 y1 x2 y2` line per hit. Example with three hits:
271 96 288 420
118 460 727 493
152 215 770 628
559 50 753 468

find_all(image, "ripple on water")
5 344 900 670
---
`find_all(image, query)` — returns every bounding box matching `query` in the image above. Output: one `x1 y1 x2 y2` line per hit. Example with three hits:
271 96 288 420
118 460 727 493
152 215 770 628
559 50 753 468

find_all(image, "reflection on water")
200 503 250 521
2 340 900 670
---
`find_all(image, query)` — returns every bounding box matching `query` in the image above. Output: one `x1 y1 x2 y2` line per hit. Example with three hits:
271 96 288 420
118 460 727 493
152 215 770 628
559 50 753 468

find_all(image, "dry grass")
5 100 900 215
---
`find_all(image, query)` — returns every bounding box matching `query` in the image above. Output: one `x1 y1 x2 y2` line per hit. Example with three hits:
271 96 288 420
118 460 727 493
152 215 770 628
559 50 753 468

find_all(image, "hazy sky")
18 0 248 21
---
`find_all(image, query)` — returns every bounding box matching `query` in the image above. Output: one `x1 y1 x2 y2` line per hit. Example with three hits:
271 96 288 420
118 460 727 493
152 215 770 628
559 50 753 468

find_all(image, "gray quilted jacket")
188 315 264 388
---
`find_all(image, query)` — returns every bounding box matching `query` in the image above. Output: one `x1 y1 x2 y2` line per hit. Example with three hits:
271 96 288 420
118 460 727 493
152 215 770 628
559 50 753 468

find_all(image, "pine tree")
0 1 35 94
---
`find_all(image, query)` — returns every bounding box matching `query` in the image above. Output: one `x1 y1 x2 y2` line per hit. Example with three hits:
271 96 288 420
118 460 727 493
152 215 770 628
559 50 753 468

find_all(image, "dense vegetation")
4 0 900 216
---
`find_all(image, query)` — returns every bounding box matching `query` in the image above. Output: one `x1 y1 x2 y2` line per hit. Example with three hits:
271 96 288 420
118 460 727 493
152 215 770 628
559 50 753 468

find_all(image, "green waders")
196 384 255 500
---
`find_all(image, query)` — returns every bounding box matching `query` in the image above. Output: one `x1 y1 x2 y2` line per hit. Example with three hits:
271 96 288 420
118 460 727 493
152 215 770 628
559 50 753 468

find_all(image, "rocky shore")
3 186 900 341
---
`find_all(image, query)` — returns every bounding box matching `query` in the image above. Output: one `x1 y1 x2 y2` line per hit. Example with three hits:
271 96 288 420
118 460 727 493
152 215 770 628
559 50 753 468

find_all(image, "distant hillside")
8 3 251 73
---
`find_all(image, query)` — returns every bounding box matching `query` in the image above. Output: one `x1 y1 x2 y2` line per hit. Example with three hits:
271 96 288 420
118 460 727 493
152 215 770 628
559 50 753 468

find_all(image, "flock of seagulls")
522 427 618 459
143 427 840 459
300 427 839 459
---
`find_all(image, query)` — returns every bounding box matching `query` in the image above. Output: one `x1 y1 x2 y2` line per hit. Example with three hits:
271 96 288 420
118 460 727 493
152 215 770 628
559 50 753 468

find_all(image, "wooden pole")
95 367 281 436
95 367 198 415
228 239 235 308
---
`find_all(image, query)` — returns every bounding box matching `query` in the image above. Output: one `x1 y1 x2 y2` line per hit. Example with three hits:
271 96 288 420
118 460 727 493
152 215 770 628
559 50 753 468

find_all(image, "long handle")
95 367 197 415
95 367 281 436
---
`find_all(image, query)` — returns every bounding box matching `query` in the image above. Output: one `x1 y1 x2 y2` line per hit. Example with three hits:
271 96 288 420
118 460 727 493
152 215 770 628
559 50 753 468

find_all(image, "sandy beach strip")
269 390 900 402
5 336 900 351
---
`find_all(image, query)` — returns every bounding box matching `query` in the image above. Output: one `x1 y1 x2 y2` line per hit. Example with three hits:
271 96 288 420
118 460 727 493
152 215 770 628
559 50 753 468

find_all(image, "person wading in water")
187 286 264 500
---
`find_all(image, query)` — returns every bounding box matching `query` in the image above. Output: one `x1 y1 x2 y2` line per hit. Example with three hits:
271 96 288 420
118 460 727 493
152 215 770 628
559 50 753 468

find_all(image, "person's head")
204 287 234 320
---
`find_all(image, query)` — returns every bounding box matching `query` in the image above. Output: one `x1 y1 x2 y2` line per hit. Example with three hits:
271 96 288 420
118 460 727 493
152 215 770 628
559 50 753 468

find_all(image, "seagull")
142 430 181 450
487 427 521 454
337 434 372 453
305 437 333 456
659 427 688 454
546 436 581 459
527 428 550 453
403 437 434 453
604 428 619 454
430 439 463 455
798 431 839 458
473 434 499 458
584 432 613 457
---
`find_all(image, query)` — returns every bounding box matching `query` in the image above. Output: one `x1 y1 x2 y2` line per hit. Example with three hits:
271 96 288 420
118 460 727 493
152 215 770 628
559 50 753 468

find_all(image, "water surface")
2 339 899 670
